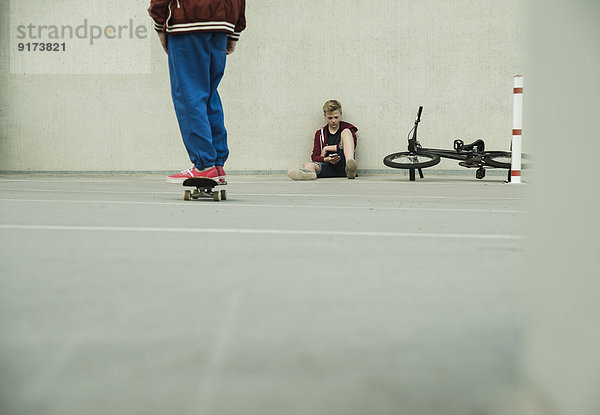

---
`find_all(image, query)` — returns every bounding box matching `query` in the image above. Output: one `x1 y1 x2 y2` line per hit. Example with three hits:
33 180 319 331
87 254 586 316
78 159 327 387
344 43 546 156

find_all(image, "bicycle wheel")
383 152 440 169
483 152 530 169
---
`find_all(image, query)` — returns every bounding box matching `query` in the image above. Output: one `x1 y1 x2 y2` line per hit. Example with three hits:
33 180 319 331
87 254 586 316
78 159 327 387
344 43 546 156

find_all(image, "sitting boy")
288 100 358 180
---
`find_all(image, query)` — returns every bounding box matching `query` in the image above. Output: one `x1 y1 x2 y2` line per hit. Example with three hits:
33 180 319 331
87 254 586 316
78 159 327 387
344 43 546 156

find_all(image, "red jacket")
311 121 358 163
148 0 246 41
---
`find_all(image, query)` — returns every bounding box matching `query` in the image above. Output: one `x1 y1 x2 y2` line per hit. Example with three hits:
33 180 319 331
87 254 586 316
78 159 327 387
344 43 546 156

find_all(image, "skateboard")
182 177 227 201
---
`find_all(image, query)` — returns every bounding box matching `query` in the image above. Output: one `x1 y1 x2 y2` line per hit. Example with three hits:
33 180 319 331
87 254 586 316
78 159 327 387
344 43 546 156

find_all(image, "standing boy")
288 100 358 180
148 0 246 184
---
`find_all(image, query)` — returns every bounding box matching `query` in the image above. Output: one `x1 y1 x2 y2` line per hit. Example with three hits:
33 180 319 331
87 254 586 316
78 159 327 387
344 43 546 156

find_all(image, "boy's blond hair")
322 100 342 114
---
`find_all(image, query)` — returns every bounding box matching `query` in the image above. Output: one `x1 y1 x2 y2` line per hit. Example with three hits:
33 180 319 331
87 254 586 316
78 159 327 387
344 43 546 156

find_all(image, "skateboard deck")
182 177 227 202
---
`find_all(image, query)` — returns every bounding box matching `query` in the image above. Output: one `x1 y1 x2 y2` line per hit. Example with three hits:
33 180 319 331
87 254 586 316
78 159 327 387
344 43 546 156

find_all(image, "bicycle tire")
483 152 530 169
383 152 440 169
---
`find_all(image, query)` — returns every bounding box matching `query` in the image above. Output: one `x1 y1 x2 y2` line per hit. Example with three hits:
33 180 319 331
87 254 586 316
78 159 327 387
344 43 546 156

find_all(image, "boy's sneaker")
166 166 218 184
345 159 357 179
287 169 317 181
215 166 227 185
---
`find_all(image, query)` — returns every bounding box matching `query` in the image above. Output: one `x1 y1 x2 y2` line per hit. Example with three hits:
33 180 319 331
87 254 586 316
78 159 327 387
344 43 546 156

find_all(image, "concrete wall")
0 0 526 173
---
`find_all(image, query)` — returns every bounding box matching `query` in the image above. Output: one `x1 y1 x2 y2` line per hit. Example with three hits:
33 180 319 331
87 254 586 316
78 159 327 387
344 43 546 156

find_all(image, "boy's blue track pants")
168 32 228 169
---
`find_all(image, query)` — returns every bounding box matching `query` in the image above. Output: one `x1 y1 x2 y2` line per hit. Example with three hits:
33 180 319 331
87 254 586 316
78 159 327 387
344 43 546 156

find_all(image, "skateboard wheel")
183 190 192 201
213 191 221 202
220 190 227 200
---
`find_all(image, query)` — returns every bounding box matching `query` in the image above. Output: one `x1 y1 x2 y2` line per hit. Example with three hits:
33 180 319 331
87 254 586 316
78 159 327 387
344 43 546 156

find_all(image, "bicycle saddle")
454 139 485 153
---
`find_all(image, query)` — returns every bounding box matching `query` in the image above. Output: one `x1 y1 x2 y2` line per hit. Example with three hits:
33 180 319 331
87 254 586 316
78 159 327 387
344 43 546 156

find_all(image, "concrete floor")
0 173 527 415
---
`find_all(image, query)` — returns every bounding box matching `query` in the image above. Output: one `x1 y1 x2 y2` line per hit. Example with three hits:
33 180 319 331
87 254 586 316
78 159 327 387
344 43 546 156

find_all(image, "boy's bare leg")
340 130 357 178
341 129 355 160
302 162 321 174
287 162 320 180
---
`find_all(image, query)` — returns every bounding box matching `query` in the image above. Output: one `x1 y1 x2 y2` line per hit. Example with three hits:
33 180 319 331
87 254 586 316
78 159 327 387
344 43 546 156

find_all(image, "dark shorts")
316 148 347 178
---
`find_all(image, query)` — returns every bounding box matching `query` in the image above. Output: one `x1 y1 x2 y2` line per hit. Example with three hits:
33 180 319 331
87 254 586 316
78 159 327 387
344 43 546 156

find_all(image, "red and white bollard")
511 75 524 183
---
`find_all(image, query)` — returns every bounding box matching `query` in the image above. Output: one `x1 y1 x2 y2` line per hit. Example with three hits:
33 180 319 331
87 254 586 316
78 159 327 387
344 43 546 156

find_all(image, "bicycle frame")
384 106 513 181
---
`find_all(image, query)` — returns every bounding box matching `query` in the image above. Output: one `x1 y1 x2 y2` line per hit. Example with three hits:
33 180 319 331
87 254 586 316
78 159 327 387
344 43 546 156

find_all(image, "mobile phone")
329 153 338 157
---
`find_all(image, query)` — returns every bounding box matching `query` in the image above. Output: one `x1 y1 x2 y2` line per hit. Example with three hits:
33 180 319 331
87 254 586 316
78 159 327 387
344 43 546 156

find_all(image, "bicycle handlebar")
409 106 423 146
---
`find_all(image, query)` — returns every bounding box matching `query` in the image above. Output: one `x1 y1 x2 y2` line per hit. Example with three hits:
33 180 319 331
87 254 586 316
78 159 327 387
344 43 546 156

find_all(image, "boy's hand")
321 145 336 157
325 155 341 164
157 32 168 54
226 39 237 55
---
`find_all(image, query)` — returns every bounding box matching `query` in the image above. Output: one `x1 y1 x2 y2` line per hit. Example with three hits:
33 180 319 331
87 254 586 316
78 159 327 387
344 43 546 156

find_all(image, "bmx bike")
383 106 527 181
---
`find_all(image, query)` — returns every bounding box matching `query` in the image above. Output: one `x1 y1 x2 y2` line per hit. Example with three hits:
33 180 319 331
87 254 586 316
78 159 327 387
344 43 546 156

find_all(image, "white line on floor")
0 198 522 213
0 187 526 200
237 193 525 200
0 224 523 240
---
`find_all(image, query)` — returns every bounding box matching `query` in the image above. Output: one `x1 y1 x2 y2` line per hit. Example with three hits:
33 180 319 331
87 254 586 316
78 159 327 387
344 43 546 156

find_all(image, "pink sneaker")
215 166 227 185
166 166 218 184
